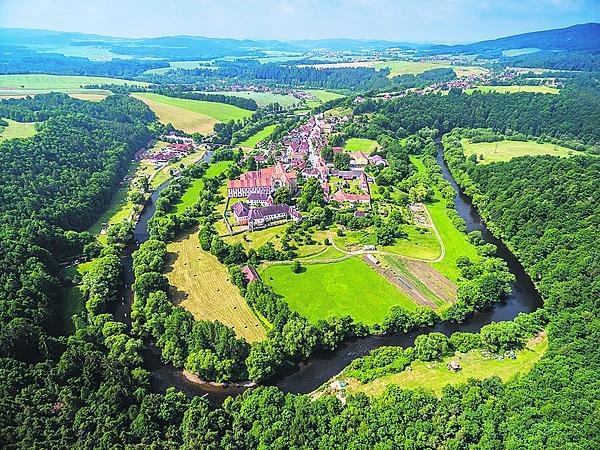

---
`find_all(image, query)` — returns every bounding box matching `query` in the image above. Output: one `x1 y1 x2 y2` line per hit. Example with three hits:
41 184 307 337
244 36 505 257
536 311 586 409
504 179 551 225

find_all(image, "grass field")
347 333 548 396
409 156 478 280
461 139 582 164
374 61 488 78
165 232 266 342
238 124 277 148
343 137 379 153
261 257 417 325
173 161 231 213
68 93 109 101
0 119 37 141
304 89 346 108
0 74 146 89
203 91 298 108
467 85 559 94
381 226 442 260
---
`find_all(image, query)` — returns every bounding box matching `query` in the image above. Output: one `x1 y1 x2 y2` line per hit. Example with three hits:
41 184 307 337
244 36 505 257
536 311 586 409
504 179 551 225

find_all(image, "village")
223 113 390 233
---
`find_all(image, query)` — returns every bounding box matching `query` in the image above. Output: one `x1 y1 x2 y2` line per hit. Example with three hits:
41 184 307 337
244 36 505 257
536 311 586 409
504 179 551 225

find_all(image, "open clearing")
343 137 379 153
203 91 298 108
133 92 251 134
166 231 266 342
68 93 109 101
374 61 488 78
305 89 346 108
238 124 277 148
346 333 548 396
0 119 37 141
261 257 417 325
0 74 145 90
467 85 559 94
173 160 231 213
461 139 583 164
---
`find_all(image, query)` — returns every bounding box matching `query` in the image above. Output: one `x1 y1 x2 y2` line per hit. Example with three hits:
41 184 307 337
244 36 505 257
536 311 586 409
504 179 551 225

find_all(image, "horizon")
1 0 599 42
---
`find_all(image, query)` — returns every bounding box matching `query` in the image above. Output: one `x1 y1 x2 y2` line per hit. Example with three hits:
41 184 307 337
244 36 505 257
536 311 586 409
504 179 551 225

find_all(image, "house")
348 151 370 167
241 265 261 284
331 169 364 180
332 190 371 205
227 163 297 198
247 193 273 207
358 172 370 192
365 254 380 265
332 147 344 154
369 155 388 166
447 361 461 372
364 244 376 251
231 201 302 230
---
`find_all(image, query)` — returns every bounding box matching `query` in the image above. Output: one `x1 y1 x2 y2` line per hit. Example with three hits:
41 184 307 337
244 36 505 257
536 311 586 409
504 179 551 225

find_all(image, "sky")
1 0 599 43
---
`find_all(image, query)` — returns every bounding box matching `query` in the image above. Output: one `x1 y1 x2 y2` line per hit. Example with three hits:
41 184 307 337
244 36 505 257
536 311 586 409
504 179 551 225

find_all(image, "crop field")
68 93 109 101
343 137 379 152
133 92 252 134
261 257 417 325
346 333 548 396
461 139 582 164
238 124 277 148
166 232 266 342
0 119 37 141
467 85 559 94
204 91 297 108
0 74 146 90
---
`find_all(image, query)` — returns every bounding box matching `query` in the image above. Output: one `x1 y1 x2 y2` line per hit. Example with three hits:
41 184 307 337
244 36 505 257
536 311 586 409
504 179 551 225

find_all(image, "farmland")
0 119 37 141
238 124 277 148
133 92 252 134
261 257 417 325
466 85 559 94
343 137 379 152
346 333 548 397
373 61 488 78
461 139 583 164
203 90 298 108
165 232 266 342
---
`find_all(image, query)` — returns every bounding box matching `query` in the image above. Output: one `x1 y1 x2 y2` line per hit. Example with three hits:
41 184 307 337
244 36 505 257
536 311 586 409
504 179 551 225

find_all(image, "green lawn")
203 91 298 108
343 137 379 153
0 119 37 141
174 161 231 213
238 124 277 148
466 85 559 94
304 89 346 108
348 333 548 396
261 257 417 325
461 139 582 164
381 226 442 260
133 92 253 122
0 74 146 89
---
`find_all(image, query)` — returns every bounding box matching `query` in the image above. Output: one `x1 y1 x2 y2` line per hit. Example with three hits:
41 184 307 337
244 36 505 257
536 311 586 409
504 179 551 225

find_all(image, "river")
116 145 543 405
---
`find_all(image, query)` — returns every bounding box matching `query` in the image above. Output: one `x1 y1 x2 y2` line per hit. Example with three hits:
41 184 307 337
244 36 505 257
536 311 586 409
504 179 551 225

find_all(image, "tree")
414 332 450 361
291 260 302 273
273 186 292 205
106 221 135 245
321 145 334 162
334 152 351 170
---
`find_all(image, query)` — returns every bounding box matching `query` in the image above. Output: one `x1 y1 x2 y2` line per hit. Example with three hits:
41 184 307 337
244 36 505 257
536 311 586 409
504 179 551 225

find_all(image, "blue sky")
1 0 599 42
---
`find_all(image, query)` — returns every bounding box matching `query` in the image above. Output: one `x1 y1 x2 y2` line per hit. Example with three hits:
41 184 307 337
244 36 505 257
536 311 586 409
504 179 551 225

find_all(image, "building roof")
231 201 250 218
249 203 290 220
241 265 261 283
247 193 270 201
332 190 371 203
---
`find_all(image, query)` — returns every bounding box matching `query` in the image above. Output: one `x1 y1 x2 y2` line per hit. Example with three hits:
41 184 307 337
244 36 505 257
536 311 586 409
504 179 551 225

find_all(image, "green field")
173 161 231 213
261 257 417 325
133 92 252 134
0 119 37 141
203 91 298 108
238 124 277 148
409 156 478 280
374 61 488 78
305 89 346 108
0 74 146 90
343 137 379 153
461 139 582 164
467 85 559 94
347 333 548 396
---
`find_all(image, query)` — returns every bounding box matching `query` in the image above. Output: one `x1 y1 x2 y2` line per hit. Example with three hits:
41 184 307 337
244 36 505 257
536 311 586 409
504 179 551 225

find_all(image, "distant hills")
0 23 598 61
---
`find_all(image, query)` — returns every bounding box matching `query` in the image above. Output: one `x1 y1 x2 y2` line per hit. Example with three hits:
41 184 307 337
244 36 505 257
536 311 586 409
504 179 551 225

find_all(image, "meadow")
133 92 252 134
238 124 277 148
203 91 298 108
0 119 37 141
261 257 417 325
343 137 379 152
461 139 582 164
166 231 266 342
346 333 548 396
467 85 559 94
304 89 346 108
373 60 488 78
173 160 231 213
0 74 145 93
